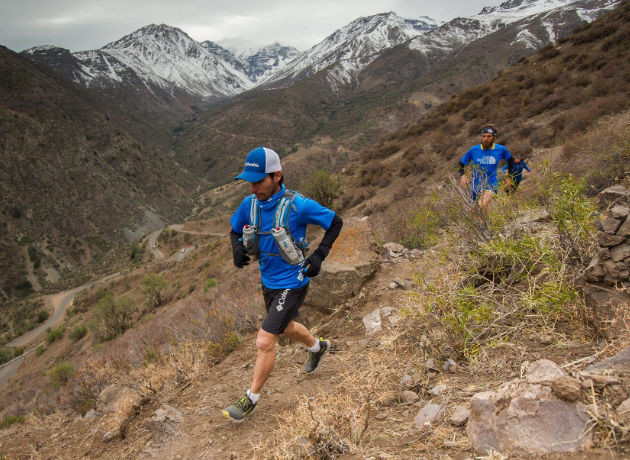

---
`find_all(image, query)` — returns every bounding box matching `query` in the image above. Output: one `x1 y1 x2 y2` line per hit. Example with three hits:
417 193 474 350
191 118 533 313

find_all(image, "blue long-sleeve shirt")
502 161 531 182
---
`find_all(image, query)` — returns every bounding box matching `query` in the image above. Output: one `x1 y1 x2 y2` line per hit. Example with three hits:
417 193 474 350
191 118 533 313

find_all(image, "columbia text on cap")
235 147 282 183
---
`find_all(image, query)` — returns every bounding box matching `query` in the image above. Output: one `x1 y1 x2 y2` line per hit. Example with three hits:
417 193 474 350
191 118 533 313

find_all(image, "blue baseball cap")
235 147 282 182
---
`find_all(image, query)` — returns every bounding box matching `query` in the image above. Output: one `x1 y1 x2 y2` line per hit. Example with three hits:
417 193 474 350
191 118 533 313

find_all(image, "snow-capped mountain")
408 0 620 55
266 12 438 86
20 0 622 101
245 43 301 84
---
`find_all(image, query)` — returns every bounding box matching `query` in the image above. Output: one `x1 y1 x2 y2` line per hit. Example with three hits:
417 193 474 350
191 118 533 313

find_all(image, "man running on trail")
223 146 343 423
502 155 532 194
459 125 514 209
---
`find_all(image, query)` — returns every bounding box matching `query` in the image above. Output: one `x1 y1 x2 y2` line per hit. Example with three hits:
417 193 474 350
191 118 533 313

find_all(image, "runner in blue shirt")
223 147 343 423
502 155 532 194
459 125 515 209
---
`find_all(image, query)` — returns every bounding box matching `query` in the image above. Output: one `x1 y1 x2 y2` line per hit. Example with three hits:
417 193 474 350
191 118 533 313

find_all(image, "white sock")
308 340 321 353
247 389 260 404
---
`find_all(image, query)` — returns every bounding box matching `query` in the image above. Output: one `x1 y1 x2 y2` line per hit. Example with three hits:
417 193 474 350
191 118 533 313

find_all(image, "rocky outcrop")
306 217 378 313
584 205 630 337
467 359 593 456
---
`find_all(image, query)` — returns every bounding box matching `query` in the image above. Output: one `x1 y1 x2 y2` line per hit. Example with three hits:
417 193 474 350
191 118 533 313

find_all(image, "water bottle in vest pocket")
271 226 304 265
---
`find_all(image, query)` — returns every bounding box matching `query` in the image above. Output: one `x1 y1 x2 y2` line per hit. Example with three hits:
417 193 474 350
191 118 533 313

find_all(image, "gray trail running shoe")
222 392 257 423
305 339 331 374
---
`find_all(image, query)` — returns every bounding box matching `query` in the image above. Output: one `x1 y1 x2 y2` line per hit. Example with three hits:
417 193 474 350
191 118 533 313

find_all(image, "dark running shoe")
305 339 331 374
222 392 257 423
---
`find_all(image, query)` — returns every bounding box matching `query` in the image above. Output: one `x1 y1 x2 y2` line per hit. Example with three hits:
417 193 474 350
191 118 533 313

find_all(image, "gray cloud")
1 0 493 53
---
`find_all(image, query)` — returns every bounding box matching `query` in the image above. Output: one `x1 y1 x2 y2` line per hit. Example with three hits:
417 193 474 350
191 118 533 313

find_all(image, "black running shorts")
261 283 309 335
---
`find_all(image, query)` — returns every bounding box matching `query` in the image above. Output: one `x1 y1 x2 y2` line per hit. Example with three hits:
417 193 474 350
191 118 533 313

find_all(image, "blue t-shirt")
502 161 531 182
461 144 512 190
230 185 335 289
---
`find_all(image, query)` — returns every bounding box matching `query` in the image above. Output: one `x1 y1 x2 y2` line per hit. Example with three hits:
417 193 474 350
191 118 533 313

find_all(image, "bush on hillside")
92 294 136 341
303 170 341 209
46 328 64 344
49 361 75 389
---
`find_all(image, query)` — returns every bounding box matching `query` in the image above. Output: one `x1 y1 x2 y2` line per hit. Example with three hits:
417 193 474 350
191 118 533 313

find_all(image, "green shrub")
46 328 64 344
49 361 75 389
205 278 219 290
0 348 11 365
303 170 341 209
13 347 24 358
69 324 88 341
37 310 49 323
0 415 25 429
35 345 45 356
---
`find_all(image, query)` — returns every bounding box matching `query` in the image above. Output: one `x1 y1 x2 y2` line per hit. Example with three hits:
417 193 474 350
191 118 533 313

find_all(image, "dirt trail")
0 257 421 459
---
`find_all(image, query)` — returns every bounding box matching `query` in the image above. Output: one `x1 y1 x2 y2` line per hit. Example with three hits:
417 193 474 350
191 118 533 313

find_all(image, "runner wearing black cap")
222 146 343 423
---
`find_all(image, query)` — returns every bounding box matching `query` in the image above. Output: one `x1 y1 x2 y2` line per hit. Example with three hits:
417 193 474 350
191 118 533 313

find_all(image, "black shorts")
261 283 309 335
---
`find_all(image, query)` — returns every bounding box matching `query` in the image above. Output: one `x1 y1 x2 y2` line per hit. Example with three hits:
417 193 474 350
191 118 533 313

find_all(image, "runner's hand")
460 175 470 188
303 253 322 278
233 245 251 268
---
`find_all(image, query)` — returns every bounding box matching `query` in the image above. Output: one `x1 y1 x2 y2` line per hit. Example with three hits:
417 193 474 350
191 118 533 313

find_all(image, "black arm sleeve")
507 157 515 175
458 161 466 177
230 229 243 252
313 214 343 261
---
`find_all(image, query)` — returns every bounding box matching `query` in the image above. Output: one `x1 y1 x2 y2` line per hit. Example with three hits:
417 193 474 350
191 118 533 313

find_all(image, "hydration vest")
243 189 309 265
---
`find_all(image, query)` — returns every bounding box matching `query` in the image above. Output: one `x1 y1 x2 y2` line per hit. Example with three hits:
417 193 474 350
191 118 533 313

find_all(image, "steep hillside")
0 46 200 303
172 0 618 186
338 0 630 214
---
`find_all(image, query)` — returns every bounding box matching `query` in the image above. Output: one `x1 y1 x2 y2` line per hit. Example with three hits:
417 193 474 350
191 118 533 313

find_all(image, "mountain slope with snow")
265 12 438 87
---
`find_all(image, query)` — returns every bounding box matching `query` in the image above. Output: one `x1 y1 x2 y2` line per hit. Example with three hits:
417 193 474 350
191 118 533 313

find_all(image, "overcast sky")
1 0 495 53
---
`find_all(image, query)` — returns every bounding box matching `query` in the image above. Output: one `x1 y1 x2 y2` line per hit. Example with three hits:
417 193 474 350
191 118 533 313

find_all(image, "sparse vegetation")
303 170 341 209
49 361 75 389
140 273 169 309
92 294 136 341
46 328 64 344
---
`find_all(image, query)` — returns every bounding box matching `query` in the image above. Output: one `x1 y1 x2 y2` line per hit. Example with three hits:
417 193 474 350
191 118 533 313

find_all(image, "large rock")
618 216 630 237
600 218 622 234
610 243 630 262
306 218 378 312
96 385 142 414
139 406 185 459
599 185 630 206
467 360 593 456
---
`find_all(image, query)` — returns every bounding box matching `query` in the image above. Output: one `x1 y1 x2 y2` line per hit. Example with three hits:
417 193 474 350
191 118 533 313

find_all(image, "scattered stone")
427 371 438 380
585 255 605 282
362 309 382 337
581 379 594 389
409 249 423 258
443 358 457 373
443 440 460 448
414 403 445 429
358 338 372 347
449 406 471 426
426 358 438 371
525 359 565 385
375 413 388 420
401 375 414 389
102 428 120 443
381 307 402 326
402 391 420 404
257 314 264 321
230 453 238 459
388 283 397 290
384 242 405 253
584 283 630 338
551 376 582 402
394 278 413 289
429 384 447 396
